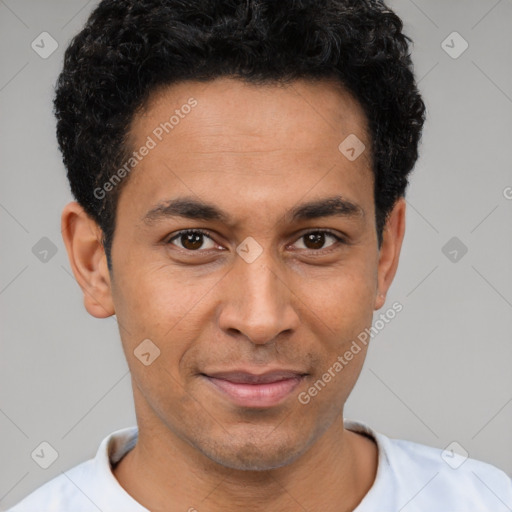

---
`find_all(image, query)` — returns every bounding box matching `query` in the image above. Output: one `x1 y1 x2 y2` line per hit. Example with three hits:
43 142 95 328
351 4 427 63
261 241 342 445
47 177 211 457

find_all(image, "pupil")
305 232 324 250
183 232 203 250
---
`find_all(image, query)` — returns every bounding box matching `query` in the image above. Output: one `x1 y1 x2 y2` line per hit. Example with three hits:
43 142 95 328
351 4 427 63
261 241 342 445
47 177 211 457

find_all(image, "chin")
194 428 310 471
204 443 305 471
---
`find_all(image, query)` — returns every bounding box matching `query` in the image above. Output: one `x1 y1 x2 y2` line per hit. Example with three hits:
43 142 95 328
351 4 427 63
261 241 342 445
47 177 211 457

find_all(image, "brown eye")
167 230 216 251
293 231 344 251
166 229 344 254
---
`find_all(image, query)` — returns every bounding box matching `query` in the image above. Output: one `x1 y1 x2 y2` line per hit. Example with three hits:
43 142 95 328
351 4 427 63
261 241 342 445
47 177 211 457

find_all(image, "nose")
217 251 301 346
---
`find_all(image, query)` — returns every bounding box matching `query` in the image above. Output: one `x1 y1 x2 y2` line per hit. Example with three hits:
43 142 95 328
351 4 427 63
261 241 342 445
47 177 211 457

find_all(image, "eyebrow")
142 195 365 226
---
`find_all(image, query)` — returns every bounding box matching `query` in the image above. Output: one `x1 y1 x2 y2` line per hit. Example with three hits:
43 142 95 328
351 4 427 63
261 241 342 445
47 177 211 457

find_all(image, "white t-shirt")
8 419 512 512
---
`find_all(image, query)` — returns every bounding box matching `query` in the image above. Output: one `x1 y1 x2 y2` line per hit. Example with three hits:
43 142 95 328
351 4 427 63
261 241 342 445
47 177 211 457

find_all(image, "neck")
113 411 378 512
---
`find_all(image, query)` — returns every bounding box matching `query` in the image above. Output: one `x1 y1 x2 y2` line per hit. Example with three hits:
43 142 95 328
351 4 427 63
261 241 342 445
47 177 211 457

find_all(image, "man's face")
108 77 387 470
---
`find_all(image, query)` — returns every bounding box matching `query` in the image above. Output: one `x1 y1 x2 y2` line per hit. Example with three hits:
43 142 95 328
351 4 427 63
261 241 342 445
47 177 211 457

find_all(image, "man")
9 0 512 510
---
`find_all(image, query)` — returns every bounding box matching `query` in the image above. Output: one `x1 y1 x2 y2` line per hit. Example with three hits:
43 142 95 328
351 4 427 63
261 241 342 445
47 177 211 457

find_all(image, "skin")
62 77 406 512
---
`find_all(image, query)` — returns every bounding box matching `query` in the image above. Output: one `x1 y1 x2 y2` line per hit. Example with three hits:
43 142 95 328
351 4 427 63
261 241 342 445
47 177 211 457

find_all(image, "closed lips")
203 370 308 384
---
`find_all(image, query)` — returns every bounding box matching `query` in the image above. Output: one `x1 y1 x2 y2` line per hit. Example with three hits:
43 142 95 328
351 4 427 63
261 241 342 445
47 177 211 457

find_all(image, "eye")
166 229 345 253
167 229 219 251
292 230 345 251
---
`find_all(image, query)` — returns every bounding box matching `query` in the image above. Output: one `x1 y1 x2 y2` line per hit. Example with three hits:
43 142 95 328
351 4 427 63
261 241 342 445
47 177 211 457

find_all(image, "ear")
61 202 115 318
374 197 406 310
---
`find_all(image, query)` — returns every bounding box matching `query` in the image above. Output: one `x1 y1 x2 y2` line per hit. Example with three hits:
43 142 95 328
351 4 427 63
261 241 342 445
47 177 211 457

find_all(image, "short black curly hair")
54 0 425 268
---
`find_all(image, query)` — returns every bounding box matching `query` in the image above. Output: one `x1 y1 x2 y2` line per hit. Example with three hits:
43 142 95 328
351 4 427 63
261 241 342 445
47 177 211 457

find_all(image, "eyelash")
166 229 346 254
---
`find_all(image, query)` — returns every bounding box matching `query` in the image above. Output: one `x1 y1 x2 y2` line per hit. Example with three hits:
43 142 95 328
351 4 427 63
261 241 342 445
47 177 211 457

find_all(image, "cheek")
297 258 377 339
296 344 369 430
112 260 214 337
290 257 376 405
111 261 228 397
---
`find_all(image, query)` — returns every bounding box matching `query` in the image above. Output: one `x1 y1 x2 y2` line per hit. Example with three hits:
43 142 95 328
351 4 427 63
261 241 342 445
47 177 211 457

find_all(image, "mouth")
201 369 308 408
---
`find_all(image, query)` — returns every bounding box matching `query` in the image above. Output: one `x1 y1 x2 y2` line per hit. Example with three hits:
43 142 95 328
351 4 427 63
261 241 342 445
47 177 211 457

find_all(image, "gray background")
1 0 511 508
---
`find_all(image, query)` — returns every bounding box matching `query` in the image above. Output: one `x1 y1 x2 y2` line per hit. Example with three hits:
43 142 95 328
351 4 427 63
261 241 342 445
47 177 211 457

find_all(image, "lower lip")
204 375 304 408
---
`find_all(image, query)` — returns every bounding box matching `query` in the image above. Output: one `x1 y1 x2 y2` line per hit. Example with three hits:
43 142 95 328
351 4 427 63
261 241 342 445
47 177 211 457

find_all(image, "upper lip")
203 369 308 384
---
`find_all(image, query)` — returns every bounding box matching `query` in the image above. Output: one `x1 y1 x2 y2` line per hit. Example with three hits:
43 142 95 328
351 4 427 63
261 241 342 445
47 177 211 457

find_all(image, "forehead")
117 77 374 225
136 77 370 149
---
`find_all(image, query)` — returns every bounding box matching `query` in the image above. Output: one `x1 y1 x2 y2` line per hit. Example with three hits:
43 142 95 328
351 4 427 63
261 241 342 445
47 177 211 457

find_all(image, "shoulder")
7 459 97 512
380 433 512 510
389 436 512 498
7 426 141 512
346 419 512 511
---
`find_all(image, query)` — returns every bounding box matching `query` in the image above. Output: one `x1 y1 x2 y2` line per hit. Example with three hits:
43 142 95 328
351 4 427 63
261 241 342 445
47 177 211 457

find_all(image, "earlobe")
61 202 115 318
374 198 406 310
